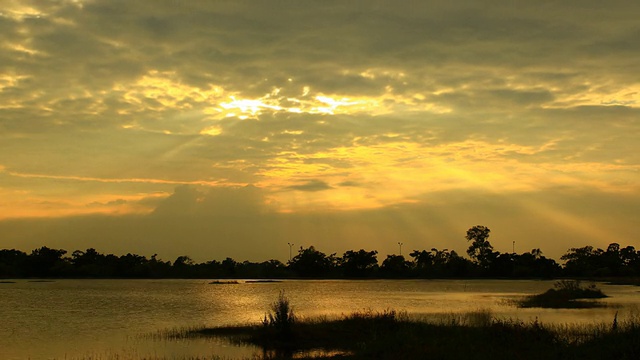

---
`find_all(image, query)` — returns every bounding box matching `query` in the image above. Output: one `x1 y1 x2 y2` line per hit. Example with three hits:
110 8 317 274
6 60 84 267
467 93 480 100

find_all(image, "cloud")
338 181 363 188
286 180 334 192
0 0 638 259
152 185 268 217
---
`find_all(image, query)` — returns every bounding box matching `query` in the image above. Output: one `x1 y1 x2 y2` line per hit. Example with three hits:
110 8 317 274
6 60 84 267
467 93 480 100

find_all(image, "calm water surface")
0 279 638 359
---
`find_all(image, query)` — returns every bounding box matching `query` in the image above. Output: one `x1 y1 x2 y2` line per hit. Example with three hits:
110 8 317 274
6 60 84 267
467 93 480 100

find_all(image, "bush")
519 280 607 308
263 290 296 334
553 280 605 298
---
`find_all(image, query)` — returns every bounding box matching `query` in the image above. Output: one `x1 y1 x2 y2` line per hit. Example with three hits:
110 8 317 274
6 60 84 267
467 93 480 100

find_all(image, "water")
0 279 638 359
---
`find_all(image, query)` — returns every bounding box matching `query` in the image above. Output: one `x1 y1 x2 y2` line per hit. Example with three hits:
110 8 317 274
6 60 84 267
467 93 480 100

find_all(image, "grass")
164 290 640 360
262 290 296 335
179 309 640 360
518 279 608 308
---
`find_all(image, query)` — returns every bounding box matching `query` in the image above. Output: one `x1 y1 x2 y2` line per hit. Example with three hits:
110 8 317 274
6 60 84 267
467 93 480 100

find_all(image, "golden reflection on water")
0 279 637 359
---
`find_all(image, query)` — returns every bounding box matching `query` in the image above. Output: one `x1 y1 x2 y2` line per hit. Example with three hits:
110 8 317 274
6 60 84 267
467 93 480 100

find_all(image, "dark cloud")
286 180 333 192
153 185 267 217
337 181 363 187
151 185 201 217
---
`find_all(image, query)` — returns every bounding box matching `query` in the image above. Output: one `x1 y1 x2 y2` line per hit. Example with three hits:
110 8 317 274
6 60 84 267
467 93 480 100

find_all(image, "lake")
1 279 638 359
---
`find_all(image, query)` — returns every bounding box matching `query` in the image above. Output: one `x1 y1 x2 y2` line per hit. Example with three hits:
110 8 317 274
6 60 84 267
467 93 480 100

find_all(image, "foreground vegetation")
180 305 640 360
2 226 639 279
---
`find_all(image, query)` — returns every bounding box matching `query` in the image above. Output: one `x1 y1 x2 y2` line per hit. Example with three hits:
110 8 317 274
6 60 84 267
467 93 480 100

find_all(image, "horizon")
1 1 638 263
0 230 630 266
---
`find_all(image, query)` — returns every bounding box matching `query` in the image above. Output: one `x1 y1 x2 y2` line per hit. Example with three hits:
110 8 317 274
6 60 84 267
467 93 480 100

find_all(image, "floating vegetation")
208 280 239 285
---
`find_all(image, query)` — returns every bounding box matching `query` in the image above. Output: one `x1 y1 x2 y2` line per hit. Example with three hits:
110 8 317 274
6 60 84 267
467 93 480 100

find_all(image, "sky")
0 0 638 263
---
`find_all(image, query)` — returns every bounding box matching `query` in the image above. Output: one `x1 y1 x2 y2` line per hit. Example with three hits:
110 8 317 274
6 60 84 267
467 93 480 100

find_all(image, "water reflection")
0 279 638 359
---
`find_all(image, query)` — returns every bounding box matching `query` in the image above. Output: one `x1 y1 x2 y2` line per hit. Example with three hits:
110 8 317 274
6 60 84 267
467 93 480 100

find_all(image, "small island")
518 280 608 308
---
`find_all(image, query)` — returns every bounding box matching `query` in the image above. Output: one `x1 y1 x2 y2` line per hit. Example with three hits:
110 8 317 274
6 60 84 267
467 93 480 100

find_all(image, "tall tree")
465 225 495 268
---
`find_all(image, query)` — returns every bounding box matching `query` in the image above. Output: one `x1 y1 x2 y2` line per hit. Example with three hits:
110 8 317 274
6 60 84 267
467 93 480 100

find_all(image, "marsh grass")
410 308 495 327
150 293 640 359
177 306 640 360
518 279 608 308
262 290 296 335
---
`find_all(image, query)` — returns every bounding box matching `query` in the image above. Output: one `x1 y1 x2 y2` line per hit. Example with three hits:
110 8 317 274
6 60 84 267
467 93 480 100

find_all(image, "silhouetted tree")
116 253 150 277
560 243 639 277
620 246 640 275
173 255 194 267
147 254 172 278
527 249 561 278
411 248 468 277
171 255 195 277
561 246 603 276
340 249 379 277
0 249 28 277
380 255 412 277
288 246 337 277
490 252 516 277
466 225 496 269
5 239 640 279
443 251 474 277
410 249 434 273
221 257 238 277
256 259 288 278
27 246 70 277
71 248 112 277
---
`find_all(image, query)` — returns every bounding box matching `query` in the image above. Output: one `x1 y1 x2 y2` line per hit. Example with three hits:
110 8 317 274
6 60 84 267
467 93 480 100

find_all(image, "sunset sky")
0 0 638 262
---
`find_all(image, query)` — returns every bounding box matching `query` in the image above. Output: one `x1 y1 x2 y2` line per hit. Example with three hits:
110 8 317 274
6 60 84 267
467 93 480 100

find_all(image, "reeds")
262 290 296 335
178 294 640 360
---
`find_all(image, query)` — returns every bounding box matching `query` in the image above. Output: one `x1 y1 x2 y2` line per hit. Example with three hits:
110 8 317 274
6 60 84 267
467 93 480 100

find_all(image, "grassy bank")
179 310 640 360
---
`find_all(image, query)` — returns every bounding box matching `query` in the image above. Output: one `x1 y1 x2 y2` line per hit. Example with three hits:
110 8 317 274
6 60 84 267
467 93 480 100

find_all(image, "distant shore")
3 240 640 280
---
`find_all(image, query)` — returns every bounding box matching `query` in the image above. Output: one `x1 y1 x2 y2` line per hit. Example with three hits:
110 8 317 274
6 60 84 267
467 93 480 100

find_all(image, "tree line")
1 226 638 279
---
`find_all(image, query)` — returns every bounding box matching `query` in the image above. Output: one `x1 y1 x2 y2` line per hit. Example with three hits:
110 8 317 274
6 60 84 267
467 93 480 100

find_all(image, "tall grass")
179 292 640 360
262 290 296 335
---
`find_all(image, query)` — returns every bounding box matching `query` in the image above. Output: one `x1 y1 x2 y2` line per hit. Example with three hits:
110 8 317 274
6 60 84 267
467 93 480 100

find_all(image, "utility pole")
287 242 294 261
398 242 404 256
513 241 515 254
